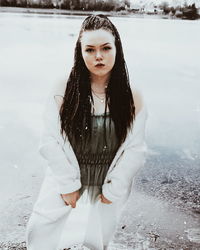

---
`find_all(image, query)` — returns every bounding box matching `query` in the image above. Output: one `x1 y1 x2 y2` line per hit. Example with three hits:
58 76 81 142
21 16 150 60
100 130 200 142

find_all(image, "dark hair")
59 14 135 147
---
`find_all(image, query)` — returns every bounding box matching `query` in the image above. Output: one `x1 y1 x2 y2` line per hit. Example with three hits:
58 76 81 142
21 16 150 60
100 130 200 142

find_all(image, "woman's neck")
90 74 110 93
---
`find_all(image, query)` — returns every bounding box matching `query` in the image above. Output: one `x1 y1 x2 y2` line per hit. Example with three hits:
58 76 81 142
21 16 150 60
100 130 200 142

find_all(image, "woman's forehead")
81 29 115 47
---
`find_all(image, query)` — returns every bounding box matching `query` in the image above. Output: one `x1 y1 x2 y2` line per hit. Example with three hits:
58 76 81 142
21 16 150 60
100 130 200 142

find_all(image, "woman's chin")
90 71 110 78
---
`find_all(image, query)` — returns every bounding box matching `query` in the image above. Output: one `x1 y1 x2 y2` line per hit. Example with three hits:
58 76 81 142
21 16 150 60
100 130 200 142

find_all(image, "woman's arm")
39 87 81 195
102 91 148 203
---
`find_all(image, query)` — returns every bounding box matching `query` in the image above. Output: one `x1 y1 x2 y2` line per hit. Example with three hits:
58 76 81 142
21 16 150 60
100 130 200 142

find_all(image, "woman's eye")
85 47 111 53
103 47 111 51
85 48 94 52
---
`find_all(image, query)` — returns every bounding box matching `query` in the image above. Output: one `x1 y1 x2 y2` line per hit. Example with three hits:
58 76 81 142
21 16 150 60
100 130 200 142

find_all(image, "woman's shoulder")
127 88 148 140
50 78 67 109
132 88 145 117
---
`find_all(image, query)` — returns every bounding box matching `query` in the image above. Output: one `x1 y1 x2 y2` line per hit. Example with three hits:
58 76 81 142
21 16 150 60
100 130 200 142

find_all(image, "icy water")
0 12 200 249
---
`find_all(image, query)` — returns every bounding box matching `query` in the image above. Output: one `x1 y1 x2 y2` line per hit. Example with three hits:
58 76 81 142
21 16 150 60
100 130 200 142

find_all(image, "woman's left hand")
99 194 112 204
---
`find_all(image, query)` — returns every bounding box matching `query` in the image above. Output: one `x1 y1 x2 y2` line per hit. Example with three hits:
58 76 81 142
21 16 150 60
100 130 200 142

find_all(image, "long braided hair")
59 14 135 147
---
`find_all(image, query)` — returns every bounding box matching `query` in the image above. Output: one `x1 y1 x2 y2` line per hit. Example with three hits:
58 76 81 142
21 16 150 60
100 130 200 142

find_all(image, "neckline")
92 112 110 117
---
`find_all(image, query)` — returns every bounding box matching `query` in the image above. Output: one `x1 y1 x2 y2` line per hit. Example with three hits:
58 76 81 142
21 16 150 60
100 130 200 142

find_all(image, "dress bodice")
68 113 120 202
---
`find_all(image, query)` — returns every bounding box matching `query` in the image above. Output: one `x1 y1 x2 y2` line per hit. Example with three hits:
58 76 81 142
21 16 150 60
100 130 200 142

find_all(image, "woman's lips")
95 64 105 68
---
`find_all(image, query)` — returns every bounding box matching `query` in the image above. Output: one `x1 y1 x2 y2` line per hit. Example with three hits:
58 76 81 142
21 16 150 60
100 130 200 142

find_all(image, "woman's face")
81 29 116 79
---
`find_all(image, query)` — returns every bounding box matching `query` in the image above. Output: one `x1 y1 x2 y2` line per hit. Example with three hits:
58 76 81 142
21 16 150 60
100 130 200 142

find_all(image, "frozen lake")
0 12 199 249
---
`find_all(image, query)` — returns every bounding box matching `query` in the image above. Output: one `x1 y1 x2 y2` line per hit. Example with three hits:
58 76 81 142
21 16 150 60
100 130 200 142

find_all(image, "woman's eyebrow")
86 43 111 47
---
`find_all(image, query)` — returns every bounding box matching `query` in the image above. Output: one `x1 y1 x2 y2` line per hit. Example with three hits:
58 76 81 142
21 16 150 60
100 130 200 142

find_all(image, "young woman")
26 14 148 250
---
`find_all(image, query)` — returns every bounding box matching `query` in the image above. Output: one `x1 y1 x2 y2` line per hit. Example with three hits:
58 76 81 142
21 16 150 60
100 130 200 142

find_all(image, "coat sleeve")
38 90 81 194
102 105 148 202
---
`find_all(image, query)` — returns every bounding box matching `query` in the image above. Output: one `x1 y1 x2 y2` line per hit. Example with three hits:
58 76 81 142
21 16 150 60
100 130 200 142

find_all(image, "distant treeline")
159 2 199 20
0 0 199 19
0 0 130 11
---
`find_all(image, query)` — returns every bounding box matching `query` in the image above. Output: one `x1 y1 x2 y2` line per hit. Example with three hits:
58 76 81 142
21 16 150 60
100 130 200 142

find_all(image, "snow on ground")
0 12 200 249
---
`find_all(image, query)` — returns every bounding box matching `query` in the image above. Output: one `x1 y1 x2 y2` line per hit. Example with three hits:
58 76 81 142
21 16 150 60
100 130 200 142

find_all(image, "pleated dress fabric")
68 113 120 204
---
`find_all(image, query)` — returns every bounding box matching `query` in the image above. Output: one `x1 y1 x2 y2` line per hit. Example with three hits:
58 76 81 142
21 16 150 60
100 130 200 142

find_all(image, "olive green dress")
68 113 120 203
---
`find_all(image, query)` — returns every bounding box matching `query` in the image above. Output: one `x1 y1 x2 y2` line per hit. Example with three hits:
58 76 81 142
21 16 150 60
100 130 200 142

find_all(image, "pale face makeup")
80 29 116 83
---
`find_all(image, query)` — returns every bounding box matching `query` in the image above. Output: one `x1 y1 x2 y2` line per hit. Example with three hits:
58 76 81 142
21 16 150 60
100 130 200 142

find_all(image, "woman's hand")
99 194 112 204
61 190 80 208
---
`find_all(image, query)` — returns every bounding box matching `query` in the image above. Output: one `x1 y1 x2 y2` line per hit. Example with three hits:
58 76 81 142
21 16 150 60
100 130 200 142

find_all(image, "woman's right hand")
61 190 80 208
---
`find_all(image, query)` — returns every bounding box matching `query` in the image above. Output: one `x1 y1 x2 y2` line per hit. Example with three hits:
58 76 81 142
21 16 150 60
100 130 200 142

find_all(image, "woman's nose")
95 50 103 60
